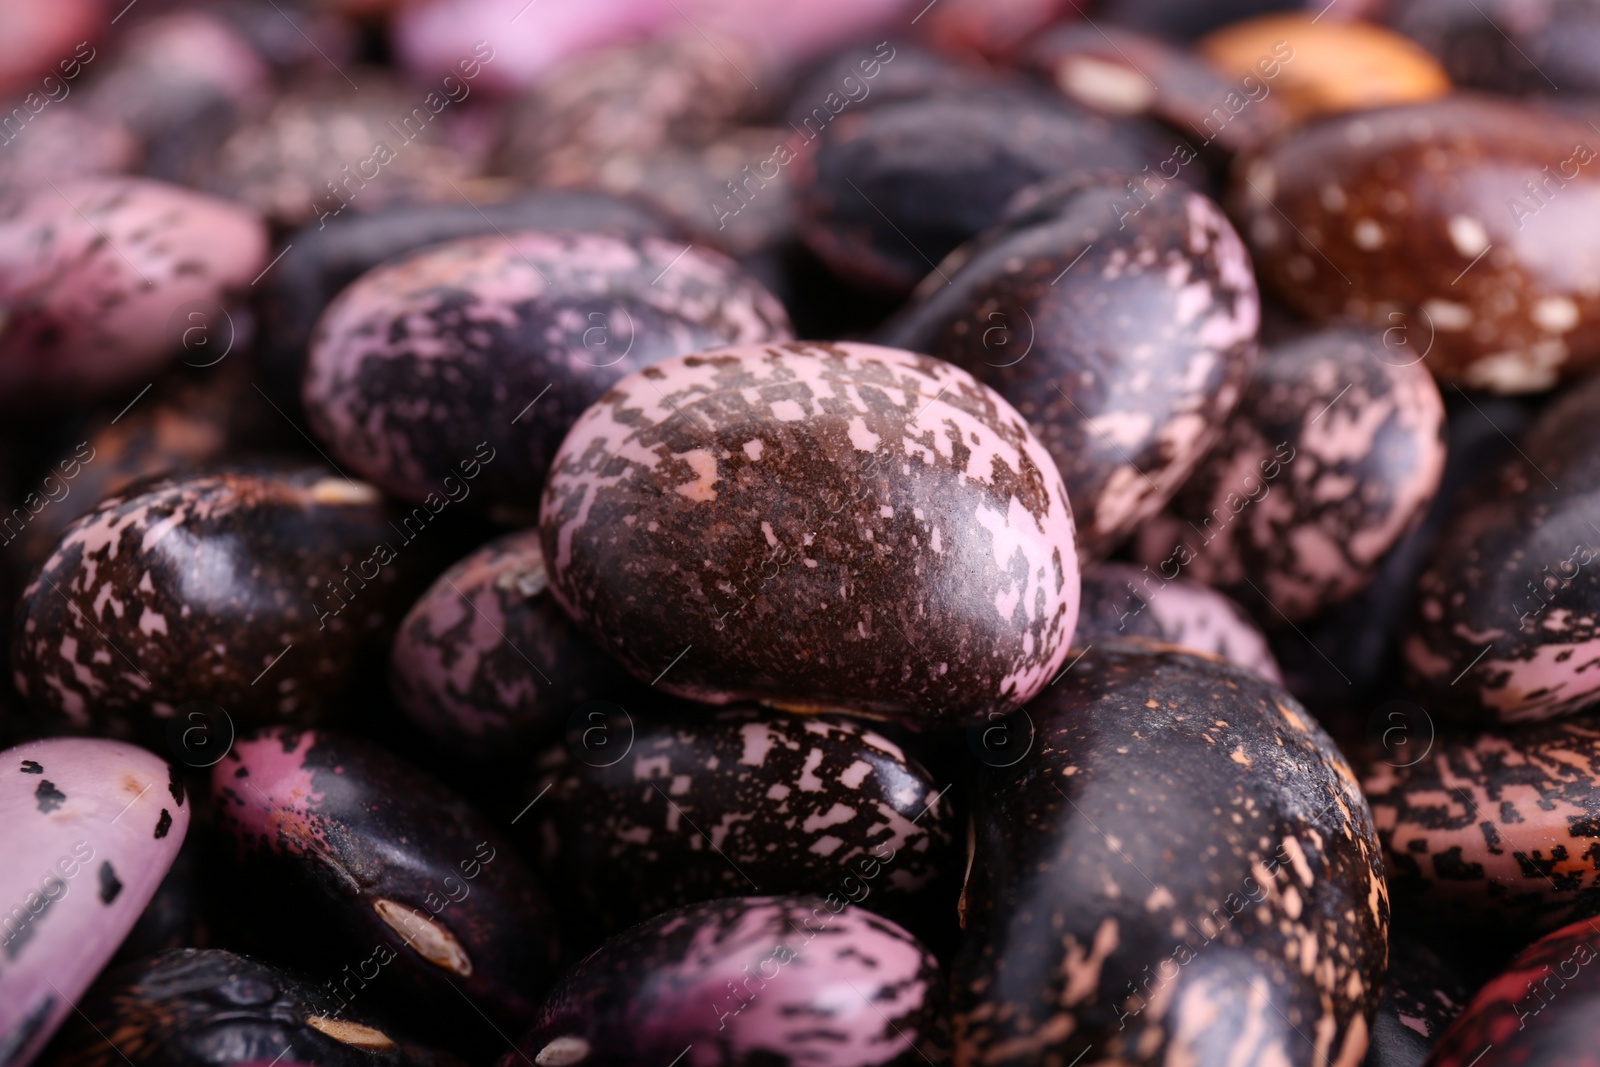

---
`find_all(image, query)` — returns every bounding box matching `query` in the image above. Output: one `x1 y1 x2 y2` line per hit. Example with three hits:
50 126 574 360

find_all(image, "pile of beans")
3 0 1600 1065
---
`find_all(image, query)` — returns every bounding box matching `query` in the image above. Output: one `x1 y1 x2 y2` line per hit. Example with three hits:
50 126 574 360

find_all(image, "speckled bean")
538 340 1080 728
506 895 947 1067
0 738 189 1067
0 177 267 404
880 178 1259 560
955 643 1387 1067
529 707 958 936
303 231 792 506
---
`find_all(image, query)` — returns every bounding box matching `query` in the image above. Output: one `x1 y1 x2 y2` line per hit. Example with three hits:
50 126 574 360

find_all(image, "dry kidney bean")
1134 326 1447 622
1075 561 1283 682
955 643 1387 1067
1232 96 1600 394
0 177 267 405
793 90 1178 294
537 340 1080 728
44 948 464 1067
1363 715 1600 937
211 728 558 1045
0 739 189 1067
1197 12 1451 121
390 529 639 762
18 6 1600 1067
12 467 431 734
1404 372 1600 722
1384 0 1600 95
302 232 792 508
528 706 958 939
1424 916 1600 1067
879 176 1259 560
504 895 947 1067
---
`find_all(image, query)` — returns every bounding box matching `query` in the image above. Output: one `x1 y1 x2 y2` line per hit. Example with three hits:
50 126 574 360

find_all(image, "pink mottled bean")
539 340 1080 729
0 738 189 1067
0 177 268 405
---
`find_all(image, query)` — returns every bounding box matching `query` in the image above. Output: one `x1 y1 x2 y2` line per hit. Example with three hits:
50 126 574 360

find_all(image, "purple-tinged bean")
0 738 188 1067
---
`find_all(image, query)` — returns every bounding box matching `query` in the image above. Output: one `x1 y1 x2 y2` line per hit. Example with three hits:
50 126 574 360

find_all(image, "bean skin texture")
212 728 558 1036
1135 327 1446 622
1404 373 1600 724
12 467 428 734
1423 915 1600 1067
1364 715 1600 938
389 529 636 761
539 340 1081 729
43 948 465 1067
529 707 958 937
0 739 189 1067
505 895 948 1067
0 177 267 405
955 643 1387 1067
1232 96 1600 394
303 231 792 507
1075 561 1283 683
880 178 1259 561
